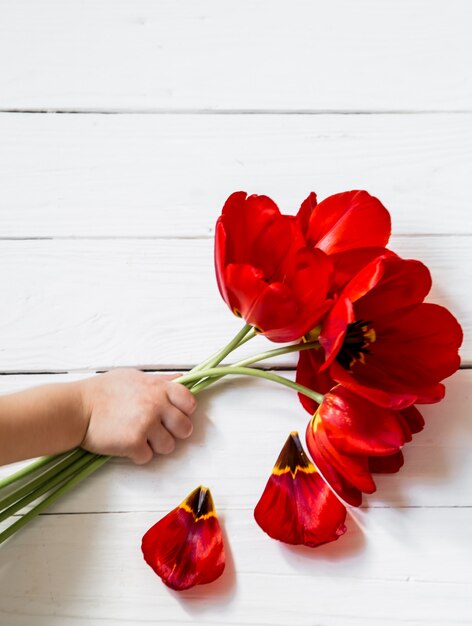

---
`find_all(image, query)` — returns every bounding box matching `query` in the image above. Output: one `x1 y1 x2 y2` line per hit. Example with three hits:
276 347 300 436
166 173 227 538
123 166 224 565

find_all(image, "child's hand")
79 369 197 464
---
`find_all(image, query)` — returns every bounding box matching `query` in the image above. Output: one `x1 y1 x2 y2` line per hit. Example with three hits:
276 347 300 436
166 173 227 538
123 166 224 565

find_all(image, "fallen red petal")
142 486 225 591
254 432 347 546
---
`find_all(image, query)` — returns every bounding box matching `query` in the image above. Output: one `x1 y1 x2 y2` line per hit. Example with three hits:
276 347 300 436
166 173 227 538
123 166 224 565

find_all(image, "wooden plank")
0 508 471 625
0 236 469 371
0 112 471 237
0 1 470 112
1 370 470 510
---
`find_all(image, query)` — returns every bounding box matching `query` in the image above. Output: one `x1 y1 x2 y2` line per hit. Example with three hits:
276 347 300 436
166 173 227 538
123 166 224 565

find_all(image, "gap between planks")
1 233 472 241
1 365 471 375
8 504 472 518
2 109 472 115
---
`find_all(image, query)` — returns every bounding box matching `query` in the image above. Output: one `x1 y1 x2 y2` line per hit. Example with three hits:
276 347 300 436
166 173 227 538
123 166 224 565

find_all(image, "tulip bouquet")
0 190 463 591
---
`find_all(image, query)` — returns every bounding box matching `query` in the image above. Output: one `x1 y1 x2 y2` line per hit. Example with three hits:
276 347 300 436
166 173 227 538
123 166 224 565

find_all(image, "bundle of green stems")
0 325 322 545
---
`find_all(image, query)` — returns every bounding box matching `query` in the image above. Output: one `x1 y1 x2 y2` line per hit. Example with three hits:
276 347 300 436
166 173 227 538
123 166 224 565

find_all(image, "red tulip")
254 432 347 546
215 191 333 342
296 190 392 292
299 253 462 411
141 486 225 590
305 386 425 506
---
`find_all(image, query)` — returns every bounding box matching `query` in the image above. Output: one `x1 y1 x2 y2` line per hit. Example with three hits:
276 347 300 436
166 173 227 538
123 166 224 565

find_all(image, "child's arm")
0 369 196 466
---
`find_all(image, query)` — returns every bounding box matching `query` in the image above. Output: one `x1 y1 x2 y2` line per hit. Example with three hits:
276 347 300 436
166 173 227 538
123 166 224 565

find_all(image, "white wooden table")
0 2 471 624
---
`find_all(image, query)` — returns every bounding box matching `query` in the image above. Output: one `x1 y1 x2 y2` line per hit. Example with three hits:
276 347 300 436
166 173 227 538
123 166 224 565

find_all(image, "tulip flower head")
215 192 333 342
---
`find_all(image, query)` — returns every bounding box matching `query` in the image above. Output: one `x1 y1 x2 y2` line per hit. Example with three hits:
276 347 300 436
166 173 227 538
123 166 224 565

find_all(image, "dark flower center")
337 320 376 371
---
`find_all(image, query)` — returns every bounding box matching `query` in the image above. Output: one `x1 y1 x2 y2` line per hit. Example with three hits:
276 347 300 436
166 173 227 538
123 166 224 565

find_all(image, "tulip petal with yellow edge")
141 486 225 591
254 432 347 547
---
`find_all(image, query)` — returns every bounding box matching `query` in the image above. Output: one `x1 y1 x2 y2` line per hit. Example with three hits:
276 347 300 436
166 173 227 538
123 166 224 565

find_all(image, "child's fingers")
148 423 176 455
166 382 197 416
162 407 193 440
130 440 154 465
158 373 181 381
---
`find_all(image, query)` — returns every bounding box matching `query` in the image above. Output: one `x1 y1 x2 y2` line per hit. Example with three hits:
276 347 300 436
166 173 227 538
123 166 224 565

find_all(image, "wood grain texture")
0 236 468 371
0 370 470 513
0 1 471 112
0 1 471 621
1 508 472 625
0 113 471 237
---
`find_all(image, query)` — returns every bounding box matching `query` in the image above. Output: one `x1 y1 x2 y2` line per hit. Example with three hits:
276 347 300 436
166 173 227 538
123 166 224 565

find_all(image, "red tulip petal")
414 383 446 405
331 303 462 408
214 218 230 306
318 296 353 369
337 254 387 304
142 486 225 591
368 451 405 474
251 214 306 284
225 248 333 343
329 360 421 410
290 248 333 308
395 412 413 444
400 405 425 434
254 433 347 547
312 419 375 494
296 192 318 236
296 348 336 415
223 262 296 327
319 386 406 456
220 191 282 263
222 262 266 318
380 303 463 384
318 255 389 368
272 247 333 342
306 190 391 254
221 193 302 282
247 256 328 342
215 192 297 317
329 247 394 294
216 192 335 339
306 414 373 506
354 256 432 320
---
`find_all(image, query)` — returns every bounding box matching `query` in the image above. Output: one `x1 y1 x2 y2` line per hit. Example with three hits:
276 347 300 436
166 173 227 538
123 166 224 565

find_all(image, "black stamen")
336 320 375 371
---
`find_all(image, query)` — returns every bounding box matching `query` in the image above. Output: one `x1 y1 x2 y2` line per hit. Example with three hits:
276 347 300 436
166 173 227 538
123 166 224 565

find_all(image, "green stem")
187 323 253 375
0 452 68 491
0 456 109 546
0 453 97 523
230 327 257 349
179 366 324 405
232 341 319 369
0 332 321 543
189 341 319 395
0 449 87 511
